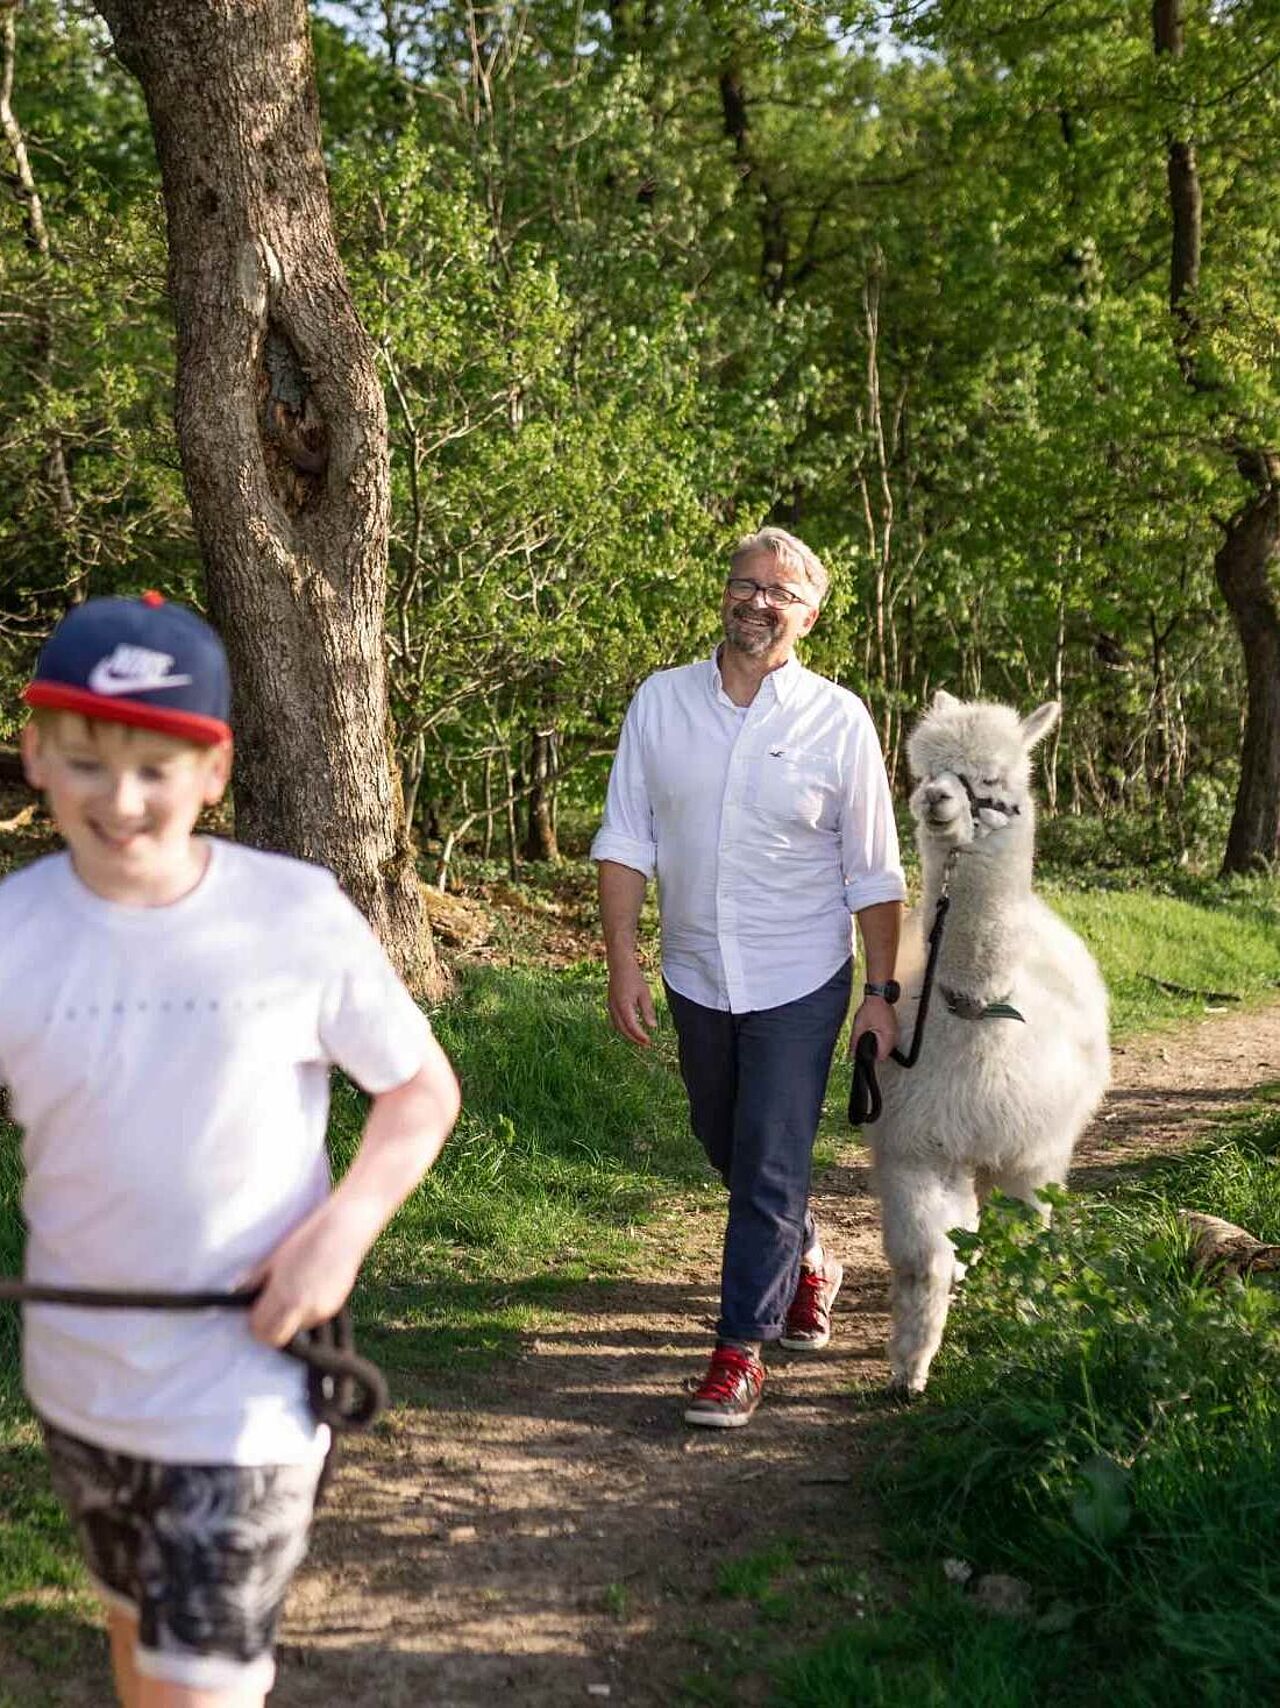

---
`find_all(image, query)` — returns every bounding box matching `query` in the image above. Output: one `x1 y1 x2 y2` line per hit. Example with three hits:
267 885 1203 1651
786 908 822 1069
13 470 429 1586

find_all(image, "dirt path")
274 1004 1280 1707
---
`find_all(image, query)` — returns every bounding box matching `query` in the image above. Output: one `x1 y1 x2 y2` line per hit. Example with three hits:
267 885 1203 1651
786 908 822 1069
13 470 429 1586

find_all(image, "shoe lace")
789 1267 826 1331
695 1347 758 1403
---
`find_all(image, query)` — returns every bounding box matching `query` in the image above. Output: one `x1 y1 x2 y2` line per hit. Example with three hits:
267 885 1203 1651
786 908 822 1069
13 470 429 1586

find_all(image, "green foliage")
764 1104 1280 1703
0 2 188 708
3 1 1276 869
1045 875 1280 1034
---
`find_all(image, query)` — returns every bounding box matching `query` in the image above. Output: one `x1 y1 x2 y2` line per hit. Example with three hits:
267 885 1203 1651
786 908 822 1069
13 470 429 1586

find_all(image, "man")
592 528 905 1428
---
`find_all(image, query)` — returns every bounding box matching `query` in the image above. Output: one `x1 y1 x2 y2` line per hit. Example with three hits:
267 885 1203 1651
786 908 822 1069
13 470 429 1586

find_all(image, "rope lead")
0 1282 387 1499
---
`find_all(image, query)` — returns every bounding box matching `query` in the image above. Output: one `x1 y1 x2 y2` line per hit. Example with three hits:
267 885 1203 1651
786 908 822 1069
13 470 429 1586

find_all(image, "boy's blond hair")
28 707 211 754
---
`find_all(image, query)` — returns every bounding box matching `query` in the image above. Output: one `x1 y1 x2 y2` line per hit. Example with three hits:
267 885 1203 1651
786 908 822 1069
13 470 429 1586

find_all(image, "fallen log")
1180 1211 1280 1279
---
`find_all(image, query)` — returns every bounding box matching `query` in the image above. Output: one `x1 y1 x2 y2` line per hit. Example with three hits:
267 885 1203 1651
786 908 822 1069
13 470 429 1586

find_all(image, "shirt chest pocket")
749 749 840 832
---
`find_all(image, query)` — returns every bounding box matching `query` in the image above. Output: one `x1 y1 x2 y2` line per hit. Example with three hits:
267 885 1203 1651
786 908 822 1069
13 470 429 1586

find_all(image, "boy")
3 592 461 1707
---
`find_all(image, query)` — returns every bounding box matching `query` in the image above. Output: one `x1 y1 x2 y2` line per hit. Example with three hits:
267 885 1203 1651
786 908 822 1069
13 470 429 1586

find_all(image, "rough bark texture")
1215 476 1280 872
1180 1210 1280 1279
1153 0 1280 873
718 62 790 302
521 728 558 863
92 0 442 995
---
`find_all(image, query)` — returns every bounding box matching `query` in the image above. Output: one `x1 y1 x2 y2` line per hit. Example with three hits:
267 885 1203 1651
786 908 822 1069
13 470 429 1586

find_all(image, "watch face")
867 980 901 1003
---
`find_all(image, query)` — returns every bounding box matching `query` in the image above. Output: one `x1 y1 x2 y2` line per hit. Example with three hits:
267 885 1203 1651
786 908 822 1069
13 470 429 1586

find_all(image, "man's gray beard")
724 611 777 657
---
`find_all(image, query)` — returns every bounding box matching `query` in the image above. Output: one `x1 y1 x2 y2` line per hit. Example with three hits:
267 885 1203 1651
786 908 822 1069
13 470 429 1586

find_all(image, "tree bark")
521 727 559 863
92 0 442 994
1180 1210 1280 1279
718 61 789 303
1153 0 1280 873
1215 475 1280 872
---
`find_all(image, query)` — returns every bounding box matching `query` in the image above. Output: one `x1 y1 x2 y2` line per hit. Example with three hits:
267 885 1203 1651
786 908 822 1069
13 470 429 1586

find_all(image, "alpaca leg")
877 1159 978 1394
991 1161 1066 1224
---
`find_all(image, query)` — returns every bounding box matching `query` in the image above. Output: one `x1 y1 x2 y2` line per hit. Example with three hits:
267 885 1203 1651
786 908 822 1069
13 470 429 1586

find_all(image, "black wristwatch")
863 980 901 1004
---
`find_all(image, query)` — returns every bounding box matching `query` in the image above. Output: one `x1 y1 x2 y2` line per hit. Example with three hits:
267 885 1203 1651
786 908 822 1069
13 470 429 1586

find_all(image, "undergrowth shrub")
870 1105 1280 1700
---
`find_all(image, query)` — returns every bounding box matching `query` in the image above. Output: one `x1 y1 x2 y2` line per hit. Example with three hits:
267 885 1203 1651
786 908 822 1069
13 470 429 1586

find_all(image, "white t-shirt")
0 839 433 1466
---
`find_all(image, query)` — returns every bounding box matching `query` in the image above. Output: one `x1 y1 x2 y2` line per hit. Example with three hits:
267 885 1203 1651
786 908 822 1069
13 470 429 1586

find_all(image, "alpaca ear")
931 689 960 713
1021 701 1061 749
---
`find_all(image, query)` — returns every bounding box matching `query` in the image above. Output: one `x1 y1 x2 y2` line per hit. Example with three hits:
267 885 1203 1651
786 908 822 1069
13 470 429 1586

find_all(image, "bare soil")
271 1002 1280 1707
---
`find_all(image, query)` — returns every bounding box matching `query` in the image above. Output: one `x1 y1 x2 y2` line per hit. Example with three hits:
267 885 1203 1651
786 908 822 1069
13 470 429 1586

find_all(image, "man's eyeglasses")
725 577 811 610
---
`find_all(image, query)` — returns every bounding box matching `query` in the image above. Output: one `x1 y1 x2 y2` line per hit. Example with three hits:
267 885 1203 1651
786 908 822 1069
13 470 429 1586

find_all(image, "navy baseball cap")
23 593 232 745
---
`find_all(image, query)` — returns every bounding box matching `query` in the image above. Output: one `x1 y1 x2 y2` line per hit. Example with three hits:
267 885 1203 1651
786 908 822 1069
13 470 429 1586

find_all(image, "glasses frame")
724 576 812 612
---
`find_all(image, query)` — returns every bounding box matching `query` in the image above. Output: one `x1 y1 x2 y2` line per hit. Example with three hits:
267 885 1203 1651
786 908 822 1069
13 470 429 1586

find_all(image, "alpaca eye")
980 776 1000 787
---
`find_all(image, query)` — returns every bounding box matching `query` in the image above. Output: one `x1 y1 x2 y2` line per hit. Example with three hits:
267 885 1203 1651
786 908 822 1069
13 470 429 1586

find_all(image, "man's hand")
850 994 898 1063
247 1201 366 1349
608 958 657 1047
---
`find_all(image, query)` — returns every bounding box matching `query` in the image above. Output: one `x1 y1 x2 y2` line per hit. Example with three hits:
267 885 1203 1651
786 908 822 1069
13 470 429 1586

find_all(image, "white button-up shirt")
591 651 906 1013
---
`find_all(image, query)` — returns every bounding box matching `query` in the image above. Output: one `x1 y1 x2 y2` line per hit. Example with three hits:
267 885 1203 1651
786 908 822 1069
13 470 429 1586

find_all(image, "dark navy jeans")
665 960 852 1345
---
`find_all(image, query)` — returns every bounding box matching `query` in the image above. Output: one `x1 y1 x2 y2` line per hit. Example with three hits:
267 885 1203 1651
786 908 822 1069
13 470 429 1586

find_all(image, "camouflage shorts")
41 1420 320 1692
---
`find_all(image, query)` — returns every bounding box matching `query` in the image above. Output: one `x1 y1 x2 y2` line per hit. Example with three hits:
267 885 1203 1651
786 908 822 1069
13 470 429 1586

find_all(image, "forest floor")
1 800 1276 1704
266 999 1280 1707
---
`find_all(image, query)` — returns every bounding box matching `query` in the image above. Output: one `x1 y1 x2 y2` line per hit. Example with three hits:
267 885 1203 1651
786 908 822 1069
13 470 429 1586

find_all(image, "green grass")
0 860 1277 1690
336 961 718 1375
741 1098 1280 1705
0 959 719 1643
1047 878 1280 1035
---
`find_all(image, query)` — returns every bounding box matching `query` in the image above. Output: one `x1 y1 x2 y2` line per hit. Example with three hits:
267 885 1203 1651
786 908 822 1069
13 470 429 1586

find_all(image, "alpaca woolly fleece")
869 690 1110 1394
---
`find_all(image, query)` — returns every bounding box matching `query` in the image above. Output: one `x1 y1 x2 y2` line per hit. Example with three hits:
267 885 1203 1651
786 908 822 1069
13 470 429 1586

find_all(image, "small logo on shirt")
87 645 193 697
769 748 786 757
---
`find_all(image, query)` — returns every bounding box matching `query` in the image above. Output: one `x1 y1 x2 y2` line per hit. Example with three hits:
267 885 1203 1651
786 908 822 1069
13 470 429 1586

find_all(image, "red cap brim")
22 682 231 746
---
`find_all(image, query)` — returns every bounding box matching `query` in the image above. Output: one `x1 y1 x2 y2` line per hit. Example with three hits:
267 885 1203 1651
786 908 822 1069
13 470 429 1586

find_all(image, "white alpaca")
870 690 1110 1394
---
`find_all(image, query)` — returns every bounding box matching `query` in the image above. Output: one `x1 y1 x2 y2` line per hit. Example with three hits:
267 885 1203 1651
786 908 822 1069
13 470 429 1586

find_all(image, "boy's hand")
247 1204 365 1348
248 1047 461 1349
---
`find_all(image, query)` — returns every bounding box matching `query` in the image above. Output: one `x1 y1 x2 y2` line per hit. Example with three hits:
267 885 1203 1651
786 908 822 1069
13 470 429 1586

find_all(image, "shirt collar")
709 646 803 709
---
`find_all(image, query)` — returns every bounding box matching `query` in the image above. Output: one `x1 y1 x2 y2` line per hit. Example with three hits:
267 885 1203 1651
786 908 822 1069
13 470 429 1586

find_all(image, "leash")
0 1281 388 1501
848 848 957 1127
850 778 1034 1128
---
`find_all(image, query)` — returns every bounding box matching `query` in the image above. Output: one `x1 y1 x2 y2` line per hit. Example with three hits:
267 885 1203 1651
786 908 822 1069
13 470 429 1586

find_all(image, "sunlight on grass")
758 1101 1280 1704
0 877 1277 1687
1047 879 1280 1036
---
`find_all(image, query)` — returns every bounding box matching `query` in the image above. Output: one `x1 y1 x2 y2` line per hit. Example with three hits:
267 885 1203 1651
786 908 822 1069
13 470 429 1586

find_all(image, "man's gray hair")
730 527 830 603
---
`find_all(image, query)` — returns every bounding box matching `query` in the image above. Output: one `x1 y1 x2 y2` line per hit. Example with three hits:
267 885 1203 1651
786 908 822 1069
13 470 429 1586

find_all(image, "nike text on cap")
22 593 232 745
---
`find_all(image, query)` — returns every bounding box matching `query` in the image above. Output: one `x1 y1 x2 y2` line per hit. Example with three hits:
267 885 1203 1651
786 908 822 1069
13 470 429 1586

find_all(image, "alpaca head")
906 690 1059 853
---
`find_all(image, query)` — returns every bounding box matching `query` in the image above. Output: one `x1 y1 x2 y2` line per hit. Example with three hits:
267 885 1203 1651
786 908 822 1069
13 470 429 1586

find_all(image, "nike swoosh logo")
87 662 194 696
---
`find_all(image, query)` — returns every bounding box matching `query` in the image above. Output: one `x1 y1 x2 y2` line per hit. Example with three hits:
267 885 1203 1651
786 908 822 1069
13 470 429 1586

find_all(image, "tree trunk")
718 60 789 303
1180 1210 1280 1280
521 727 559 863
1215 478 1280 872
1153 0 1279 875
502 746 519 881
93 0 442 995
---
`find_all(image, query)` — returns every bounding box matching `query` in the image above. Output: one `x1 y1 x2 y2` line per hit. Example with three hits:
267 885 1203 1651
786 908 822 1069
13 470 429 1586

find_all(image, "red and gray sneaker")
780 1258 844 1350
683 1344 765 1428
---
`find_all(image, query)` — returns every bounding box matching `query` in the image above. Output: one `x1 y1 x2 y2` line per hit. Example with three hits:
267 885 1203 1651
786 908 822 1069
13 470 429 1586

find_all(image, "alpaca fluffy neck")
921 817 1035 1002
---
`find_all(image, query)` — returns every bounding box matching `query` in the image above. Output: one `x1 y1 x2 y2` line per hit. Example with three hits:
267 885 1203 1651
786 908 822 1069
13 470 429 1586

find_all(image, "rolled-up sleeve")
841 705 907 913
590 688 657 878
